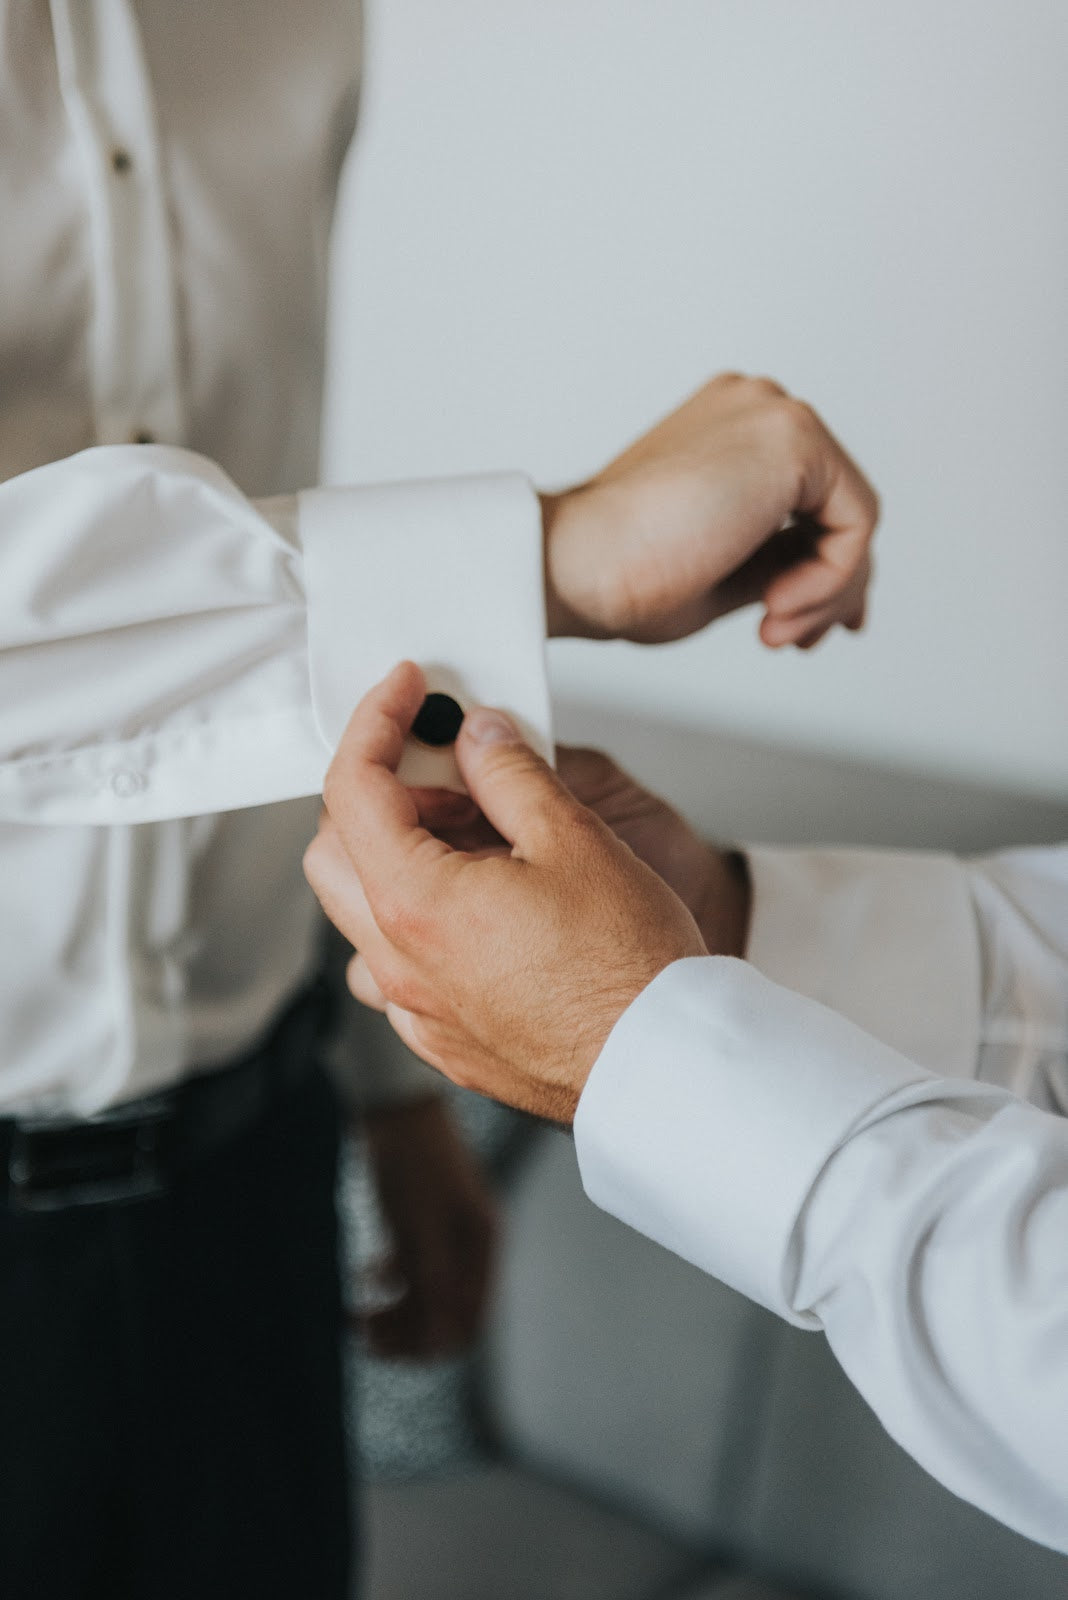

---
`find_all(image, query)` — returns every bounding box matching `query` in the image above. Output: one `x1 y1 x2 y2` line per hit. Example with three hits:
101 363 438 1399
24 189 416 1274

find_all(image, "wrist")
540 487 609 640
540 491 574 638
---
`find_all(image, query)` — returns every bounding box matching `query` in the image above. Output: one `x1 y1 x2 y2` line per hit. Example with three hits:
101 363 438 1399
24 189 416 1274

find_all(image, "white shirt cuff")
745 846 982 1076
300 474 552 788
573 956 932 1319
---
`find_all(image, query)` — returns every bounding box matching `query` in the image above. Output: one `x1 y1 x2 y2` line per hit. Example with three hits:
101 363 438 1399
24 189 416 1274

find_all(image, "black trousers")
0 1067 353 1600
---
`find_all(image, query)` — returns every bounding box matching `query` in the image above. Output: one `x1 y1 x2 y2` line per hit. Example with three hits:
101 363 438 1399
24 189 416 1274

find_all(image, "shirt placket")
48 0 186 448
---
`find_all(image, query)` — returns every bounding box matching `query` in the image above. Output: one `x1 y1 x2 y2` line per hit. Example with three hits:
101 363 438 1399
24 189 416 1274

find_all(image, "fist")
544 372 878 648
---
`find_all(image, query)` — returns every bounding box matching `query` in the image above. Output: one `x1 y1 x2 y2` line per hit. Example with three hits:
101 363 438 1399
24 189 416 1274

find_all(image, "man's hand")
304 663 707 1124
556 748 751 959
542 373 878 648
416 748 750 959
359 1096 497 1361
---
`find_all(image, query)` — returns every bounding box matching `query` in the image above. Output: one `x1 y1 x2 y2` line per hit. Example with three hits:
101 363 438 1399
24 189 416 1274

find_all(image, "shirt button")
110 767 146 799
111 147 133 175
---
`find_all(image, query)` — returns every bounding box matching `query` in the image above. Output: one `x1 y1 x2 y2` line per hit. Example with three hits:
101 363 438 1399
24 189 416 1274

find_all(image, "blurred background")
322 3 1068 1597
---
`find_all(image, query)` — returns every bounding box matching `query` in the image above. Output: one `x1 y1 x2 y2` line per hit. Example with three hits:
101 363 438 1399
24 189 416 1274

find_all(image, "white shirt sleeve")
0 444 549 824
574 956 1068 1553
745 843 1068 1109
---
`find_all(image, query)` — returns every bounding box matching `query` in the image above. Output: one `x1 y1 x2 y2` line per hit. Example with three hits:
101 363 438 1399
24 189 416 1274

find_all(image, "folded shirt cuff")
573 956 932 1319
745 846 982 1077
300 474 552 790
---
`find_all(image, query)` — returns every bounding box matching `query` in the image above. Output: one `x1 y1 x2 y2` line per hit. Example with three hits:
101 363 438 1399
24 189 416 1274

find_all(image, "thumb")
455 707 582 859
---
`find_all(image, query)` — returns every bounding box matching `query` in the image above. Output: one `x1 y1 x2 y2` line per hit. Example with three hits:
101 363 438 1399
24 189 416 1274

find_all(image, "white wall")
323 0 1068 799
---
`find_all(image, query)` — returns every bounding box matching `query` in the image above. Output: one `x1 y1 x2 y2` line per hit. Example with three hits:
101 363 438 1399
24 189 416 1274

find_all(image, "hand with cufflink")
305 662 721 1123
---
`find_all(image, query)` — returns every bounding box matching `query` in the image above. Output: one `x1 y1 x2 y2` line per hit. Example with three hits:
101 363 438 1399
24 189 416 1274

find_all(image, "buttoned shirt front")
0 0 550 1115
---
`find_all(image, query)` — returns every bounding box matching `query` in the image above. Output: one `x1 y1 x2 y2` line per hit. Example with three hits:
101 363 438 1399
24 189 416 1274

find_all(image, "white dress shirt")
0 0 549 1116
575 843 1068 1551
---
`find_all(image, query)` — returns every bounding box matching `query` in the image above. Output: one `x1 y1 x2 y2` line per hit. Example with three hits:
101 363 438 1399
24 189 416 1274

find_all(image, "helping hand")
416 747 750 960
554 748 751 958
305 663 707 1124
543 373 878 648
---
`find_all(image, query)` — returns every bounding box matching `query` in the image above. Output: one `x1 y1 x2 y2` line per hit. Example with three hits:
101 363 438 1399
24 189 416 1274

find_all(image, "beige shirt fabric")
0 0 548 1114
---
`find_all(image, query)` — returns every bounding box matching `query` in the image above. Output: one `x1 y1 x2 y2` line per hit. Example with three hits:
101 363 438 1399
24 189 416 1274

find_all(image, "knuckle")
371 953 422 1012
748 374 788 401
484 741 540 783
791 398 822 433
782 395 818 437
846 482 880 543
384 972 426 1015
374 891 427 947
301 833 326 887
760 392 802 442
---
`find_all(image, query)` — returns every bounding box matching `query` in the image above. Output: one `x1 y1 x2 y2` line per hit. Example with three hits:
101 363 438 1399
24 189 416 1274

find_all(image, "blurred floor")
361 1464 815 1600
679 1582 822 1600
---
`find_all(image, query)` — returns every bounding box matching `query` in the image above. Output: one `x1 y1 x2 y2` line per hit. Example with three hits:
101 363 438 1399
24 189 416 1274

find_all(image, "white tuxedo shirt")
576 843 1068 1552
0 0 548 1116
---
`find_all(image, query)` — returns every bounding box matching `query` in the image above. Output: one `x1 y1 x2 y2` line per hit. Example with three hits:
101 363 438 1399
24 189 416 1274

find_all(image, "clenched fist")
543 373 878 648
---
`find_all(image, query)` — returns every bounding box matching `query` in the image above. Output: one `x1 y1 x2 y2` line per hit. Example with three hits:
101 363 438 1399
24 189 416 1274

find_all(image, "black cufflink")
411 692 465 748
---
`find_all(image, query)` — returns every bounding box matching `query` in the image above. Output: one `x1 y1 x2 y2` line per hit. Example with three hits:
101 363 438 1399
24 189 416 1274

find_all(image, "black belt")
3 983 327 1215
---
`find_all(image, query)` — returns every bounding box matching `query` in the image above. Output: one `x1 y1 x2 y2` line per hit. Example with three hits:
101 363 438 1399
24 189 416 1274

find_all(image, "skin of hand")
541 371 879 649
303 663 709 1125
359 1095 498 1361
552 748 752 959
413 748 751 961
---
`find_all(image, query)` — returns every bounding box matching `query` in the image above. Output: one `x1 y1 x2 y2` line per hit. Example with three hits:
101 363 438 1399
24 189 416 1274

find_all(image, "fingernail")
464 707 521 745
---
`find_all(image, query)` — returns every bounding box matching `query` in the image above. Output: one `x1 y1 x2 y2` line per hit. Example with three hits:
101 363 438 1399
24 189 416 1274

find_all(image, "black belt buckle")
8 1097 174 1214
